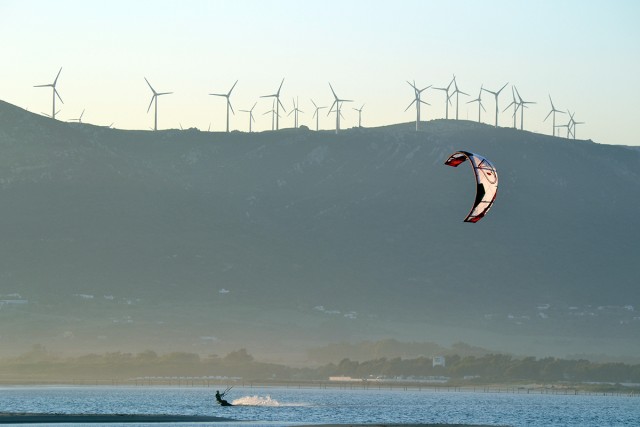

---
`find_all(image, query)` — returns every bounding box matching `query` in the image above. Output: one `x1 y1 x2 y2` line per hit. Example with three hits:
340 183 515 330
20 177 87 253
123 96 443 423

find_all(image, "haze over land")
0 100 638 364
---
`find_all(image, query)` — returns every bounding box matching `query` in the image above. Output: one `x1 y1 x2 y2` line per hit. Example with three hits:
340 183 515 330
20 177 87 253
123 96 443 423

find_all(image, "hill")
0 100 638 362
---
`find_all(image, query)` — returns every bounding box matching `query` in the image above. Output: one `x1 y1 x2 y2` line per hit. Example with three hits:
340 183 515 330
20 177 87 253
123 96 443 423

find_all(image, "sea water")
0 385 638 426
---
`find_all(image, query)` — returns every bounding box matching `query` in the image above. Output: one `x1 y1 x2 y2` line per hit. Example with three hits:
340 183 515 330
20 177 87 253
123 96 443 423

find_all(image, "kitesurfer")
215 388 232 406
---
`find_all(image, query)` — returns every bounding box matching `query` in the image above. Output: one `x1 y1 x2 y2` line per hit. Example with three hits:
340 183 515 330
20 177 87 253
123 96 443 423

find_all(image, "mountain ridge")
0 100 638 361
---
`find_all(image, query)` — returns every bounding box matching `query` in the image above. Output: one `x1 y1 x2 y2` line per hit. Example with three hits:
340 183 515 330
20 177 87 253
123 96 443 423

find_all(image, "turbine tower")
34 67 63 120
572 119 585 139
353 104 365 128
432 75 455 119
327 82 352 134
543 95 565 136
209 80 238 132
145 77 173 131
311 99 327 131
260 78 286 130
451 76 469 120
287 97 303 128
405 80 431 131
239 102 257 132
263 99 279 131
503 86 520 129
482 82 508 127
513 87 535 130
466 84 486 123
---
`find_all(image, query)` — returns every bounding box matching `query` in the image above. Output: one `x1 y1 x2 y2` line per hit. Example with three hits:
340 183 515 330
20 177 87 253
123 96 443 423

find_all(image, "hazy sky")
1 0 639 145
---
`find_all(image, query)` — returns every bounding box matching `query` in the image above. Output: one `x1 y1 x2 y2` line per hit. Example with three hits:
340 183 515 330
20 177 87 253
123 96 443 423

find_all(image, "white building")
432 356 446 368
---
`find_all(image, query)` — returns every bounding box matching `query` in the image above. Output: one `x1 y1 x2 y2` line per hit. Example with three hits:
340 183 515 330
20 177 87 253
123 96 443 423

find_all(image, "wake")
231 395 306 407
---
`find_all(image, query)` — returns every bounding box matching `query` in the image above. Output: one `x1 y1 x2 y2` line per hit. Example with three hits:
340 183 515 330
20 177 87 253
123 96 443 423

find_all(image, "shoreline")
0 413 498 426
0 412 235 424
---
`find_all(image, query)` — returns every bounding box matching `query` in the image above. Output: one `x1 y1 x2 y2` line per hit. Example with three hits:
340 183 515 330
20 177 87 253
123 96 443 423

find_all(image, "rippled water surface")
1 386 638 426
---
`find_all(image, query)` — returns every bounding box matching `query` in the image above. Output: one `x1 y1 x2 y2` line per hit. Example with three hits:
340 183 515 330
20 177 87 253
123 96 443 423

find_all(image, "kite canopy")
444 151 498 223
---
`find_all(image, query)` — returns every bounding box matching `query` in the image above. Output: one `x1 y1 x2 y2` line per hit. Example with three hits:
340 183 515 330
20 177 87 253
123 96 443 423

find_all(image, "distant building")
0 299 28 305
329 376 362 382
432 356 446 368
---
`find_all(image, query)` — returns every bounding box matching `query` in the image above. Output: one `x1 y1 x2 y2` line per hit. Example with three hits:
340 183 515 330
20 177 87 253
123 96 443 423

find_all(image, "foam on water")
231 395 305 407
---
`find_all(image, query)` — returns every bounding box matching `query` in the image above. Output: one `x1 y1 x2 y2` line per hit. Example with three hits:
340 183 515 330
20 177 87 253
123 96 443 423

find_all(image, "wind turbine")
565 110 584 139
34 67 63 120
513 87 535 130
405 80 431 131
327 82 352 134
69 109 85 123
482 82 508 127
353 104 365 127
503 86 520 129
310 99 327 131
466 84 486 123
287 97 304 128
543 95 565 136
239 102 257 132
555 123 570 138
209 80 238 132
145 77 172 131
263 99 279 131
260 78 286 130
451 76 469 120
432 75 455 119
570 112 585 139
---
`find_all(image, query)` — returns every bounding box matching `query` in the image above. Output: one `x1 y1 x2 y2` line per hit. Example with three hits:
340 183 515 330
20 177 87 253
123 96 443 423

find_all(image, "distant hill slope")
0 100 638 361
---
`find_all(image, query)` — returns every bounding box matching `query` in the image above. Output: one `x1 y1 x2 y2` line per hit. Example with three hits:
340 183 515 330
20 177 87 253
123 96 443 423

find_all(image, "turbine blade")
277 78 285 95
34 84 52 88
55 89 63 104
328 82 338 100
328 100 336 116
228 79 238 95
278 98 287 112
53 67 62 85
311 99 318 109
229 100 235 115
147 95 155 113
144 77 156 94
405 99 417 111
497 82 509 94
543 110 553 122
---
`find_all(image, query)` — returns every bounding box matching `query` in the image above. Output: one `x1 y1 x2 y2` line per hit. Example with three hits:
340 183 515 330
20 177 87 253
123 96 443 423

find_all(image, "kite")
444 151 498 223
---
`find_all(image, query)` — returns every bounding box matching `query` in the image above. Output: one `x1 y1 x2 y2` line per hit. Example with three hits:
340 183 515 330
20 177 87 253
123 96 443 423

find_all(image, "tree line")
1 344 640 386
